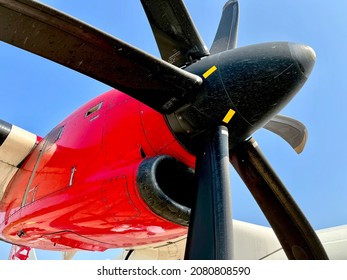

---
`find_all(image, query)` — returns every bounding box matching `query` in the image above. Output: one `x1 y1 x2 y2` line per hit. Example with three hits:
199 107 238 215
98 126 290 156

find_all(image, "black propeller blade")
168 0 324 259
210 0 239 54
140 0 209 67
230 138 328 259
0 0 328 260
0 0 202 114
264 115 308 154
185 126 233 260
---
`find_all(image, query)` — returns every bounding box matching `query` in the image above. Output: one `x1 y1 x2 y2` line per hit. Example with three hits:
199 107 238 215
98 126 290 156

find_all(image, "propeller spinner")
0 0 328 259
141 0 327 260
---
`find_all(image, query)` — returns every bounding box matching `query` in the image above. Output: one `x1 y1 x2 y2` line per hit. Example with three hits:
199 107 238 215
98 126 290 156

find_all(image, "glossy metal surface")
0 90 194 251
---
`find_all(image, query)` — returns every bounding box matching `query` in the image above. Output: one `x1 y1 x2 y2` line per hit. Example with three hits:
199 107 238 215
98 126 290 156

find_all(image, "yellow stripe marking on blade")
203 65 218 79
223 109 236 124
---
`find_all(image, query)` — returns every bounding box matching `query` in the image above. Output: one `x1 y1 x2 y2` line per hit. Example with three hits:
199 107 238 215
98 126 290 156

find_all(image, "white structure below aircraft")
9 220 345 260
117 221 347 260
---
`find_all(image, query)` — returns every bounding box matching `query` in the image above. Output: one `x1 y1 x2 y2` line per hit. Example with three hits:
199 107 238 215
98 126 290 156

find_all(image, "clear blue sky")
1 0 346 259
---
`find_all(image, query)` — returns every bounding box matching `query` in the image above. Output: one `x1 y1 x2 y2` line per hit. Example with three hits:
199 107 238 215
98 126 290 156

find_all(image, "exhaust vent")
136 156 194 226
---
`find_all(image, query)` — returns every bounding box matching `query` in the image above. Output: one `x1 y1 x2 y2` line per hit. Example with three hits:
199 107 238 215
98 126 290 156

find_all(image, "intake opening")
136 155 194 226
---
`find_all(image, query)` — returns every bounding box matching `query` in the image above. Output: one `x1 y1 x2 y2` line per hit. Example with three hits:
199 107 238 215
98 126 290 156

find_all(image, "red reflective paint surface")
0 90 195 251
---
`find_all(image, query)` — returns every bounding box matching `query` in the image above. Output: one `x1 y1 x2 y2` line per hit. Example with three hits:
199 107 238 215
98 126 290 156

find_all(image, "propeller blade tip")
294 127 308 154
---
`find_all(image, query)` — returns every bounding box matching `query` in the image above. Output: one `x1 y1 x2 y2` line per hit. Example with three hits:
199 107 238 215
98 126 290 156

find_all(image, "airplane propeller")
0 0 328 259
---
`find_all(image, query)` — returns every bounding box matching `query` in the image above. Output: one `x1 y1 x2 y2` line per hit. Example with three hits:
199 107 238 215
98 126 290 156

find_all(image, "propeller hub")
166 42 316 152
